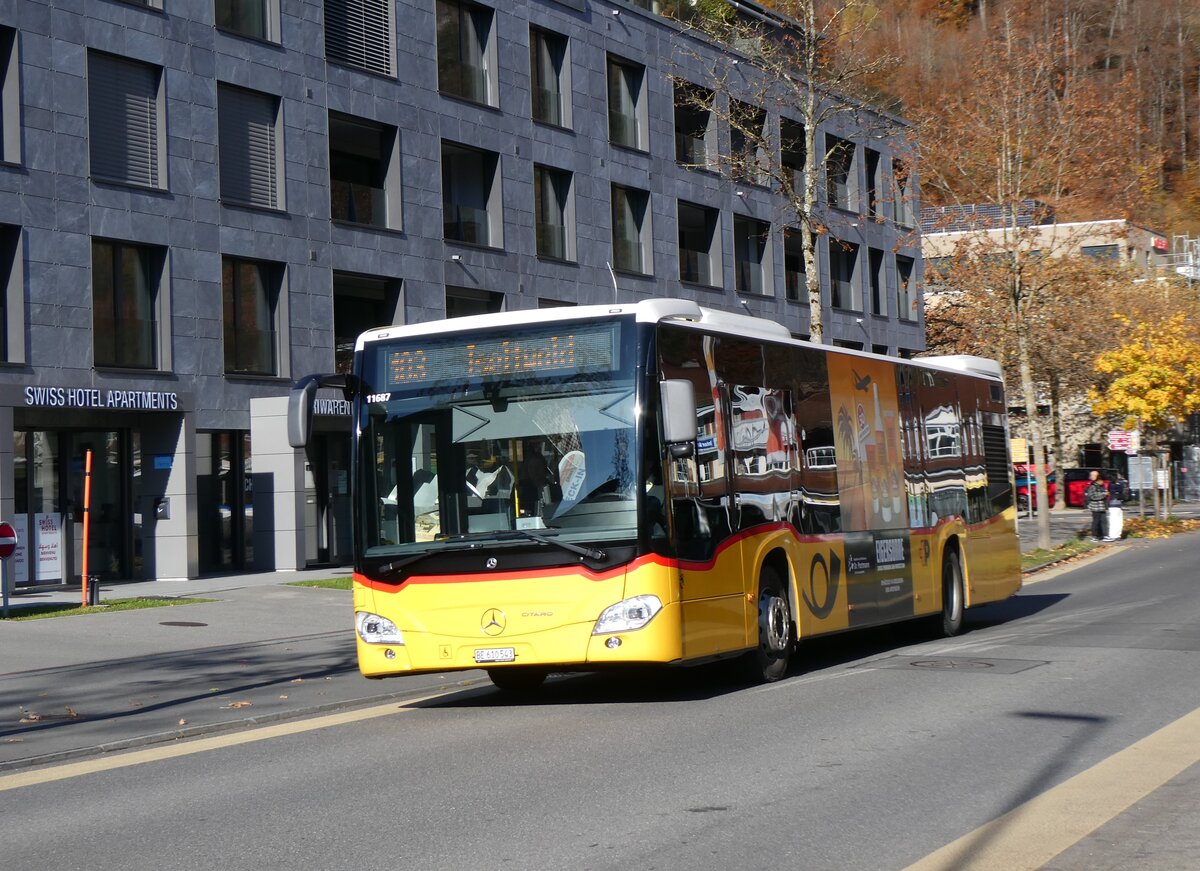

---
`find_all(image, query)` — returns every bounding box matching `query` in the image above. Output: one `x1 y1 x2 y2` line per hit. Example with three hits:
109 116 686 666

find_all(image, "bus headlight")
592 595 662 635
355 611 404 645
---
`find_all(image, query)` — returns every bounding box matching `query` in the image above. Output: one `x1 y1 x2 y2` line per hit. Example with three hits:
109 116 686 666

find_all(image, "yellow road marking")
904 705 1200 871
0 690 450 793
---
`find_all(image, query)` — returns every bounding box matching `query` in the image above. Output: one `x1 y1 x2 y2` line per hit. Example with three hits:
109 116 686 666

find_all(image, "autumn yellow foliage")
1090 314 1200 431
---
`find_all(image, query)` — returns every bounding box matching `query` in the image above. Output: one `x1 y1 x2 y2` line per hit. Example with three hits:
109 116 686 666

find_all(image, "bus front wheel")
742 566 793 683
488 667 547 694
940 550 965 637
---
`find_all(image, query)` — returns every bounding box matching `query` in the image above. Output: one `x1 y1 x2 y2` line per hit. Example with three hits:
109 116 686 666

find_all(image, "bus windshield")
357 318 640 561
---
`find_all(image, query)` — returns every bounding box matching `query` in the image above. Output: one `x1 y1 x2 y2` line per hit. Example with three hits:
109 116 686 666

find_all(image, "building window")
222 257 280 376
892 157 914 226
329 111 399 229
333 271 400 374
784 228 806 302
674 82 714 170
869 247 885 315
442 141 501 248
780 117 805 196
87 52 164 189
896 254 916 321
0 224 21 363
730 101 767 185
534 164 574 261
611 184 651 275
607 55 646 151
218 84 283 209
677 201 719 287
865 148 881 218
734 215 770 296
437 0 494 106
446 286 502 318
1081 244 1120 261
216 1 279 42
830 240 860 310
1 27 19 165
530 27 569 127
92 239 162 369
826 135 857 211
325 0 394 75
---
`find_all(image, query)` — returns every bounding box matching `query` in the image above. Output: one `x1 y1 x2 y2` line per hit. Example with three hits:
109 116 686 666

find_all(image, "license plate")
474 647 516 664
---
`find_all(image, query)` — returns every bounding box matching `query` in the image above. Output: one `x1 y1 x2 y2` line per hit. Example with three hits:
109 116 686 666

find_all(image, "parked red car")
1014 463 1057 511
1063 468 1127 508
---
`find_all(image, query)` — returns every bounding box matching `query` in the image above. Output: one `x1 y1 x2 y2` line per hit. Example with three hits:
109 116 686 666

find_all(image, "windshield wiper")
376 552 435 577
509 530 606 561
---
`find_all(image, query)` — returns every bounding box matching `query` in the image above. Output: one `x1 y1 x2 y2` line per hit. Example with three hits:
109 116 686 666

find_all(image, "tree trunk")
1016 322 1052 549
1050 375 1067 510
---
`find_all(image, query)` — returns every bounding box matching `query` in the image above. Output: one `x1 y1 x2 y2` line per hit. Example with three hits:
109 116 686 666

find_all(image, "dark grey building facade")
0 0 923 583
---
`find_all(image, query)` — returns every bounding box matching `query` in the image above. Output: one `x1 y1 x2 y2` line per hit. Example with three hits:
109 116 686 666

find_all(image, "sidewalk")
0 566 483 770
1016 499 1200 553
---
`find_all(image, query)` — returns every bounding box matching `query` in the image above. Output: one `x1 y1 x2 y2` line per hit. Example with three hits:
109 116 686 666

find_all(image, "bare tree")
668 0 905 343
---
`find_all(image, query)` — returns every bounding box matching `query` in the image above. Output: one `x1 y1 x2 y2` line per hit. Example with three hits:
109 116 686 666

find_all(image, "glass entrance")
12 429 133 584
68 431 131 581
304 433 353 566
198 431 254 572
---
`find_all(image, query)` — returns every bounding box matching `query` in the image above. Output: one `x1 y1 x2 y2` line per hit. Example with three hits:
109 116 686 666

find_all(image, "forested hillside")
845 0 1200 231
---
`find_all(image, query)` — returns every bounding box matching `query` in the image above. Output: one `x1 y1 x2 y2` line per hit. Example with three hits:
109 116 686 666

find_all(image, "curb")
1022 539 1133 583
0 677 488 774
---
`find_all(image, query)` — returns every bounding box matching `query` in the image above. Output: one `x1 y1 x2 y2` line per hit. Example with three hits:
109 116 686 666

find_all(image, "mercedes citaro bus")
288 299 1021 691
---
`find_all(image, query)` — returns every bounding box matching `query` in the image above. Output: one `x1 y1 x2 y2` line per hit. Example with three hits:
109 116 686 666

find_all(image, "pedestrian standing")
1084 470 1109 541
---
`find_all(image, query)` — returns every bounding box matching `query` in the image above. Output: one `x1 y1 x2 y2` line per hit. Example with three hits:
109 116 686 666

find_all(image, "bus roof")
354 298 1002 382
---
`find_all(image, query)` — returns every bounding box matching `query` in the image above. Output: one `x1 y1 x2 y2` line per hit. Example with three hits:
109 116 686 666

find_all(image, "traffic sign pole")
0 519 18 619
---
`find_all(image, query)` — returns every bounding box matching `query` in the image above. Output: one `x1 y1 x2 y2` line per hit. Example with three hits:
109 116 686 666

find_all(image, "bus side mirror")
660 379 696 459
288 373 354 448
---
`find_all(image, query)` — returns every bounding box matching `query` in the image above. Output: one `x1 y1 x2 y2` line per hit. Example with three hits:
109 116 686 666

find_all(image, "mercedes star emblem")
481 608 506 636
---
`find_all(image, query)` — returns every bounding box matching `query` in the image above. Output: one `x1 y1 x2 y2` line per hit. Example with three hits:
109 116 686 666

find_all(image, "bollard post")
88 575 100 607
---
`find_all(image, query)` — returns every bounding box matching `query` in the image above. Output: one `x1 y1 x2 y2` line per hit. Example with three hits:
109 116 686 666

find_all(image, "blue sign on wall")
154 454 173 471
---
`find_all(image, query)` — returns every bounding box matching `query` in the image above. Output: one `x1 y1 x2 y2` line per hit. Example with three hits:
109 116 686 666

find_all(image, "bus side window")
791 346 841 534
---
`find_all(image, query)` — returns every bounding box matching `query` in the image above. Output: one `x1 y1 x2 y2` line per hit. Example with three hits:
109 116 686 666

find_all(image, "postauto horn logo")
803 552 842 620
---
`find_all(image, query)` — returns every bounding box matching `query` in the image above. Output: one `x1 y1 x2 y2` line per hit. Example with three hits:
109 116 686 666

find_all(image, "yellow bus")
288 299 1021 691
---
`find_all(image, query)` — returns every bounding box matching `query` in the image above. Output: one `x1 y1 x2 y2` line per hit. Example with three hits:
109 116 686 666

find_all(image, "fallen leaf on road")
65 707 78 719
178 719 187 726
279 694 288 699
130 701 142 708
221 700 254 709
291 678 304 683
4 738 24 743
19 711 42 723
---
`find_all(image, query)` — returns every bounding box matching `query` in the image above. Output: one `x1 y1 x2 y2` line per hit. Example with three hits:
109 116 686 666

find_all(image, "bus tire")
940 550 965 637
741 565 792 683
488 667 547 694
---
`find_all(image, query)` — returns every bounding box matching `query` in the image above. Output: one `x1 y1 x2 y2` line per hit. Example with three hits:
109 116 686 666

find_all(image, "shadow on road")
422 593 1072 709
0 635 359 742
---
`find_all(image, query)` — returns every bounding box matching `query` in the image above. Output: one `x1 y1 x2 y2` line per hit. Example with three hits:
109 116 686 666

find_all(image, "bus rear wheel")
940 550 965 637
742 566 792 683
488 666 548 694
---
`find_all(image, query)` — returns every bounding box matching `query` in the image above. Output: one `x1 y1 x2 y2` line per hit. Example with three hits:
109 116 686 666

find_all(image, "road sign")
0 520 16 560
1108 429 1132 451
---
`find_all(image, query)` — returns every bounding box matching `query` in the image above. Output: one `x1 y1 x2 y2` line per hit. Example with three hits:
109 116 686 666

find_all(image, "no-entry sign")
0 520 17 560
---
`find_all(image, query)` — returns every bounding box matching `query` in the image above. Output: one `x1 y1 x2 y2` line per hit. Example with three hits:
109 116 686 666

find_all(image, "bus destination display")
385 323 619 388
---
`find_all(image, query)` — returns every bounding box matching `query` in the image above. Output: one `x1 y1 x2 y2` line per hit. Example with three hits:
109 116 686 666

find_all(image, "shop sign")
23 386 180 411
10 513 62 584
312 397 352 416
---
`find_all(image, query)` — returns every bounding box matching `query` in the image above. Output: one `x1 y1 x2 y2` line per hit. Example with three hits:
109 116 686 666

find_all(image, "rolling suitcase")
1107 505 1124 540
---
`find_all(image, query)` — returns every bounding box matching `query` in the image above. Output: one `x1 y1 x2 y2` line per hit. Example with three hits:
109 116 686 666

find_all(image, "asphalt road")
3 532 1199 870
